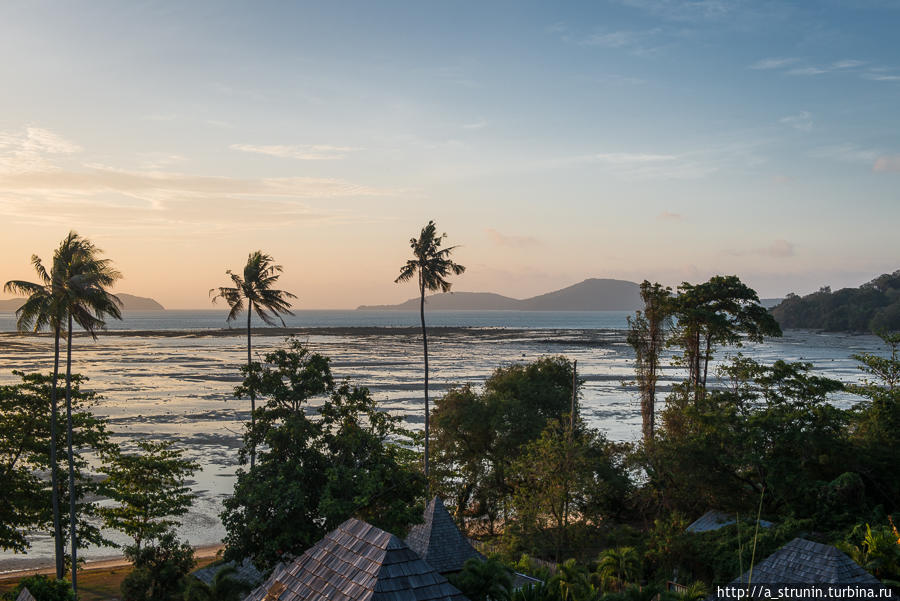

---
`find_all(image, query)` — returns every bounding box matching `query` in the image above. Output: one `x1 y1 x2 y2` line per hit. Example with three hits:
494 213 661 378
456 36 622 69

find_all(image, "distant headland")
357 278 643 311
0 293 165 312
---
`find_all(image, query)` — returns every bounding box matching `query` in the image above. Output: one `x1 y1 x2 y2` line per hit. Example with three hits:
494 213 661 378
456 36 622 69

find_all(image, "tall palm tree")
53 233 122 595
394 221 465 483
594 546 641 592
4 253 68 578
210 251 295 469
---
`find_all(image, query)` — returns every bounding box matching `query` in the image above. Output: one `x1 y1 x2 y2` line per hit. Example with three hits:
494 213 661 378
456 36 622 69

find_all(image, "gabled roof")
405 497 486 574
244 518 469 601
15 588 36 601
193 558 262 587
731 538 880 584
686 510 773 534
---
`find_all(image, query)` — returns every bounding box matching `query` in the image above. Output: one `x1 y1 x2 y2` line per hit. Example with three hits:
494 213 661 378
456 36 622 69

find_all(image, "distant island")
0 293 165 312
358 278 642 311
770 269 900 332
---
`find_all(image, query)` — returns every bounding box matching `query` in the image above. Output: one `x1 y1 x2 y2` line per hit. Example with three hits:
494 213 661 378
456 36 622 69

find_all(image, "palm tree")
550 559 590 601
210 251 295 469
4 253 68 578
394 221 465 483
594 546 641 592
53 233 123 595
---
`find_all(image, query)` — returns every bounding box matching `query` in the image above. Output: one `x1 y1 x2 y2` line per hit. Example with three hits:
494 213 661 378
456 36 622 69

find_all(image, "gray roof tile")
405 497 486 574
731 538 880 585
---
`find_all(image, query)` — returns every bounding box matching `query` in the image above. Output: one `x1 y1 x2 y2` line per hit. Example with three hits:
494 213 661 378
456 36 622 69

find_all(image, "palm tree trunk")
64 314 78 594
419 278 429 491
51 323 63 580
247 302 255 470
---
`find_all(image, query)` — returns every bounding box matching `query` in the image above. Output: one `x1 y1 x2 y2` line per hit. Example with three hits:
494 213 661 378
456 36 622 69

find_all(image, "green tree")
220 339 425 570
594 547 641 592
549 559 590 601
395 220 465 482
511 418 630 561
121 531 195 601
626 281 672 443
100 440 199 553
210 251 295 470
449 557 514 601
0 370 114 566
431 356 577 529
3 575 74 601
37 232 122 594
670 276 781 400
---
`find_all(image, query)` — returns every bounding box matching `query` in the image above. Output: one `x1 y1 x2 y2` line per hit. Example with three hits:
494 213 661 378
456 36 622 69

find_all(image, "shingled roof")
731 538 880 584
244 518 469 601
405 497 486 574
15 588 36 601
686 510 773 534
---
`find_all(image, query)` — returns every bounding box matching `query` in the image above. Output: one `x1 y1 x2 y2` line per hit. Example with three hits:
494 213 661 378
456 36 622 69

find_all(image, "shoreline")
0 544 224 579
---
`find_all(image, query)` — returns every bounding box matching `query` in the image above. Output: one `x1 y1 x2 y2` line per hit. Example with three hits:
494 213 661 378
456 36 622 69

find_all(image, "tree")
449 557 514 601
100 440 199 553
511 418 630 561
3 575 74 601
121 531 195 601
210 251 295 470
549 559 590 601
395 220 465 482
594 547 641 591
48 232 122 594
846 333 900 508
0 371 114 565
626 281 672 443
220 339 425 571
430 357 577 529
4 237 87 578
670 276 781 400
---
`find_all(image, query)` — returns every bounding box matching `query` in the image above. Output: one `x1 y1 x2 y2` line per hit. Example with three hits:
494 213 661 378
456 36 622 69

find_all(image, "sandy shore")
0 544 224 578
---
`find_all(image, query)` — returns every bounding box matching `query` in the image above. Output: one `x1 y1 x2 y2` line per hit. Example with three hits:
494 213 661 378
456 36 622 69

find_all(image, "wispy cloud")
873 156 900 172
485 228 541 248
787 66 828 76
811 144 881 164
618 0 742 21
463 120 487 130
230 143 359 160
565 27 664 55
780 111 813 132
862 71 900 81
727 239 795 259
0 127 81 173
657 211 682 221
550 151 718 180
749 57 800 70
833 59 865 69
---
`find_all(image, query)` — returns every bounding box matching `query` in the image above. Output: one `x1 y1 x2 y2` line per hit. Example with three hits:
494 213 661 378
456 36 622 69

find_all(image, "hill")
769 270 900 332
357 278 642 311
0 293 165 312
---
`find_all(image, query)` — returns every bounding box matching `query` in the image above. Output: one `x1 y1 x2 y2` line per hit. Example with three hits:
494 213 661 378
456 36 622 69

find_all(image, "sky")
0 0 898 309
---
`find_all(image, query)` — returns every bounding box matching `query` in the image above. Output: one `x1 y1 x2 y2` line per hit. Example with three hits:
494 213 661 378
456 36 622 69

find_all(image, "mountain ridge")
0 293 165 312
357 278 642 311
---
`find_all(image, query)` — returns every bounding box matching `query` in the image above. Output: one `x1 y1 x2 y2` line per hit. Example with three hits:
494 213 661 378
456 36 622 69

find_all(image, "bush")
3 576 74 601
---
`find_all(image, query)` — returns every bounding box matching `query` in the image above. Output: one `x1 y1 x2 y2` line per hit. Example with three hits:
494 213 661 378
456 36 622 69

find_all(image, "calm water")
0 310 889 570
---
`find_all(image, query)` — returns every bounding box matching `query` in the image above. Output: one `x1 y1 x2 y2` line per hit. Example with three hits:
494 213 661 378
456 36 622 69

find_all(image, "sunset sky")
1 1 898 309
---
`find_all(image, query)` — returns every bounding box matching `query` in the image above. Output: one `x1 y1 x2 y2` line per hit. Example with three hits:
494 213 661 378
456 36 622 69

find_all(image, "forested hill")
770 270 900 332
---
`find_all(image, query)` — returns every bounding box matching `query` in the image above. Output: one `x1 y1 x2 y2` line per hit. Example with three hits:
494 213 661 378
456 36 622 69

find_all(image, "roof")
731 538 881 584
193 558 263 587
244 518 469 601
405 497 486 574
15 588 36 601
686 510 773 534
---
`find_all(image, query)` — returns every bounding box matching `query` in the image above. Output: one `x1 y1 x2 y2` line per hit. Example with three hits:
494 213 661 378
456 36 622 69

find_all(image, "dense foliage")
771 270 900 332
220 338 425 570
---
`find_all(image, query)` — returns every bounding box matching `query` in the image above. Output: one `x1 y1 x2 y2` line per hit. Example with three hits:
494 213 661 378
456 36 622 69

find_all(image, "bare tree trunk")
420 276 429 493
64 314 77 595
51 323 63 579
247 303 255 470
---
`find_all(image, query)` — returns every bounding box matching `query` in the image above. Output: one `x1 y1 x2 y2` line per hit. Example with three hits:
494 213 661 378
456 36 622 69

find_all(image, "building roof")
731 538 880 584
244 518 469 601
15 588 36 601
193 558 263 587
686 510 773 534
405 497 486 574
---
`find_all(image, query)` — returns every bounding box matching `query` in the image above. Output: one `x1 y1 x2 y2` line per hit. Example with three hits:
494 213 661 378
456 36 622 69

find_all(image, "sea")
0 310 890 571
